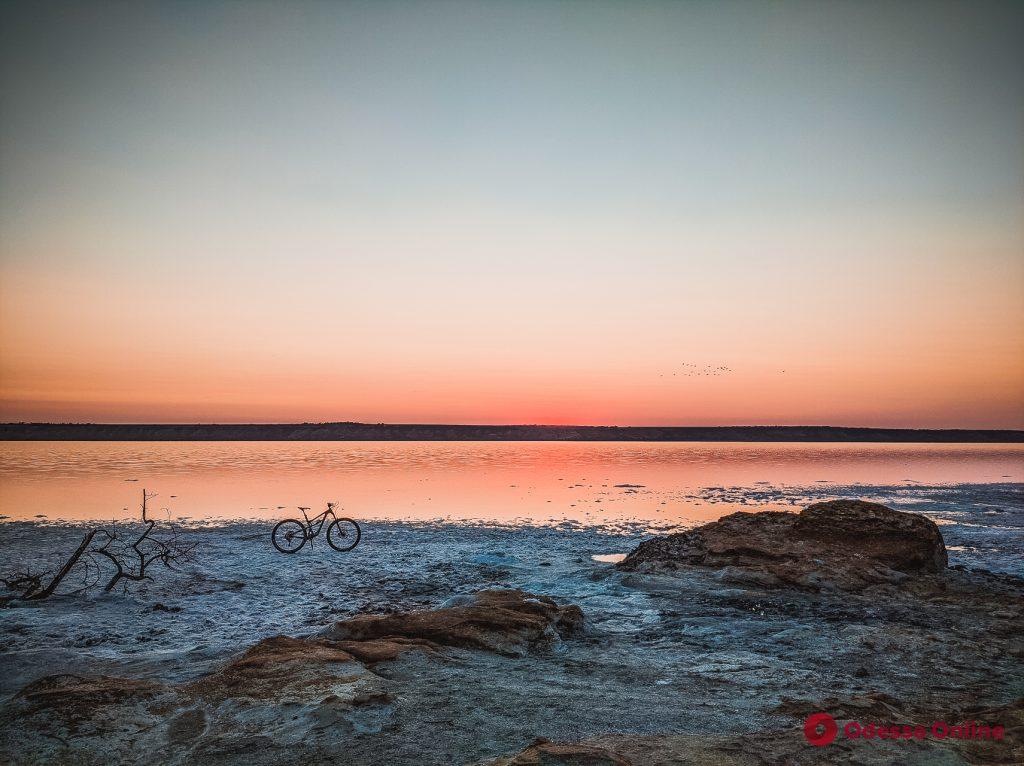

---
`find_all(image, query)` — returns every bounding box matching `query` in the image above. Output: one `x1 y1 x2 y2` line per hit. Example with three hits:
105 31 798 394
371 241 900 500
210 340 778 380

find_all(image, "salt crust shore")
0 482 1021 764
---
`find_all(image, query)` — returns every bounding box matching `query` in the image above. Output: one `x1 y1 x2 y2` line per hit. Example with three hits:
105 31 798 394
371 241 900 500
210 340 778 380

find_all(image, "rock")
482 737 632 766
320 589 585 657
1 636 404 762
166 707 207 744
334 635 439 664
796 500 947 572
186 635 389 704
1 590 587 763
713 566 783 588
481 717 1024 766
776 694 1024 765
952 698 1024 765
0 673 177 760
484 696 1024 766
10 674 165 726
618 500 947 591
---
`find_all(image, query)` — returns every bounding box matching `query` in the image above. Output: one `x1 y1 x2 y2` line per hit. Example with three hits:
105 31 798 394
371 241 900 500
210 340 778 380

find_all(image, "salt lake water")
1 441 1020 530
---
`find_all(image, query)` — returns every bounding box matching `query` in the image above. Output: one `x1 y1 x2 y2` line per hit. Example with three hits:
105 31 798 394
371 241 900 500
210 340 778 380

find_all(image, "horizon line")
3 421 1022 433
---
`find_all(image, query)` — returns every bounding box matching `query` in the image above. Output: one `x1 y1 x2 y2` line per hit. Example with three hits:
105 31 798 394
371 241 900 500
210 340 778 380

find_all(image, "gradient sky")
1 0 1022 427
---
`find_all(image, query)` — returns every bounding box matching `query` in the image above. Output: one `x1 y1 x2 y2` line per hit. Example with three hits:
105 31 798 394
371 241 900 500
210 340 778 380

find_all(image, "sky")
1 0 1022 428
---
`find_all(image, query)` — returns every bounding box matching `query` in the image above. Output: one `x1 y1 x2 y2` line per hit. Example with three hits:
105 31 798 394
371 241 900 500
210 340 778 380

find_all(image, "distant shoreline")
1 423 1021 443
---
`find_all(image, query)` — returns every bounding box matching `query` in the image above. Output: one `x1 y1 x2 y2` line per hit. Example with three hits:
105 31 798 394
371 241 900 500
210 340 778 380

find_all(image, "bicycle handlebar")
295 504 338 522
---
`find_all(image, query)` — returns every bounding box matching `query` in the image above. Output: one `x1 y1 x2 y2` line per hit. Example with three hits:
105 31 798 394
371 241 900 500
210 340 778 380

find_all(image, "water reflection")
0 441 1021 524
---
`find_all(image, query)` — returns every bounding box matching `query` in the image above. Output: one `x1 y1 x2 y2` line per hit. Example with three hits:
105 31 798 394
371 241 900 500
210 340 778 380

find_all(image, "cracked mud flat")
0 482 1021 765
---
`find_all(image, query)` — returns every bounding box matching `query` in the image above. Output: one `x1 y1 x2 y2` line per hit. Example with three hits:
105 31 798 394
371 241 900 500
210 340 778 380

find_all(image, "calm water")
0 441 1021 525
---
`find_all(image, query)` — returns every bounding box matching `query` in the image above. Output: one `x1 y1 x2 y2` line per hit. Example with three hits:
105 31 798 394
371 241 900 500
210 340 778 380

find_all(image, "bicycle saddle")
298 506 310 511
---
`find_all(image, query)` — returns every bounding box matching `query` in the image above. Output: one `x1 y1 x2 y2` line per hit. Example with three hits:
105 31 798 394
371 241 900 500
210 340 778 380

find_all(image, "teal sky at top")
3 1 1021 261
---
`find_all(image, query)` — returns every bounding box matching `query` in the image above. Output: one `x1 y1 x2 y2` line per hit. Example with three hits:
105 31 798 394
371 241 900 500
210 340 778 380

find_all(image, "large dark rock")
618 499 947 591
795 499 947 571
320 588 585 657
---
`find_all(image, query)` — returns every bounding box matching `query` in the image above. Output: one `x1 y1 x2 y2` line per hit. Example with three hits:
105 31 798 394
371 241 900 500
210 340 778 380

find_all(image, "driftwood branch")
2 489 195 605
28 531 98 600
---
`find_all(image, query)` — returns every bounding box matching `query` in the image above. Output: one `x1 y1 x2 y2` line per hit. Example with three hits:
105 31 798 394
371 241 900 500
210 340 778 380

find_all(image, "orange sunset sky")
1 1 1022 428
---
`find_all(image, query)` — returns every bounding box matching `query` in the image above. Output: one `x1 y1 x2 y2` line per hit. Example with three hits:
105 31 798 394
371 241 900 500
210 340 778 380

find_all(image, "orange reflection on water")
0 441 1021 525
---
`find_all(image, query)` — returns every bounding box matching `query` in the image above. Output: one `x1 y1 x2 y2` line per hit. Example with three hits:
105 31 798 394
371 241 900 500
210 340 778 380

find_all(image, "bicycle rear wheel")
326 518 361 552
272 519 307 553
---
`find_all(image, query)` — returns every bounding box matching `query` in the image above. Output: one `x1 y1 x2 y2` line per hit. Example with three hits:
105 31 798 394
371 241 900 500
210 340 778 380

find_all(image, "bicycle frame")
299 504 339 538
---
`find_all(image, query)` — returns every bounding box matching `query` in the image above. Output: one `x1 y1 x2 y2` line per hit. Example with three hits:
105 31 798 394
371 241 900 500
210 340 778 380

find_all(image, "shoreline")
2 481 1022 576
1 506 1021 765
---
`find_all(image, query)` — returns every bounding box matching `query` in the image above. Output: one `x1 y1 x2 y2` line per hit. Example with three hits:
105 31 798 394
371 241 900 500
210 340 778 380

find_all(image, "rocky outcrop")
482 737 631 765
186 635 394 705
9 674 168 730
1 637 398 762
320 589 585 657
0 590 587 764
1 674 179 763
619 500 947 591
481 696 1024 766
795 500 946 571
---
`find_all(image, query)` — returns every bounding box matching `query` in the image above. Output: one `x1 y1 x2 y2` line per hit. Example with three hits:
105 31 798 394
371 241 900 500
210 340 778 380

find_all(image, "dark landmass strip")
1 422 1022 442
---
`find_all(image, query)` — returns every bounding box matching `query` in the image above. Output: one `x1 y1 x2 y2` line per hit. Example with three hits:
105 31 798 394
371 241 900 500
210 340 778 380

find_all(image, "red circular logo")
804 712 838 746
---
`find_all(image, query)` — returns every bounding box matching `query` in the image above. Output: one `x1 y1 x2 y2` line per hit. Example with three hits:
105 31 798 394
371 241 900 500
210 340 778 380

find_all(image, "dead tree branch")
2 489 195 605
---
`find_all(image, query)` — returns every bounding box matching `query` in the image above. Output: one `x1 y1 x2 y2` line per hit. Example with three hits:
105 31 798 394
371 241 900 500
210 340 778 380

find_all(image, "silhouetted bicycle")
271 503 361 554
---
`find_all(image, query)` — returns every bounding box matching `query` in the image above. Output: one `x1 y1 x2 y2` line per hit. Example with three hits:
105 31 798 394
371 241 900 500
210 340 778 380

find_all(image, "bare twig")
2 488 195 605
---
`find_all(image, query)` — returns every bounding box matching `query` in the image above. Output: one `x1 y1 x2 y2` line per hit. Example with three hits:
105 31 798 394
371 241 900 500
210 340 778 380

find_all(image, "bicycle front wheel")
272 519 307 553
326 518 361 552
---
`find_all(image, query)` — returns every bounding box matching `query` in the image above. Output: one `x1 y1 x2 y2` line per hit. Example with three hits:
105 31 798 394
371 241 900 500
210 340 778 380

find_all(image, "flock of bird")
660 363 734 378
